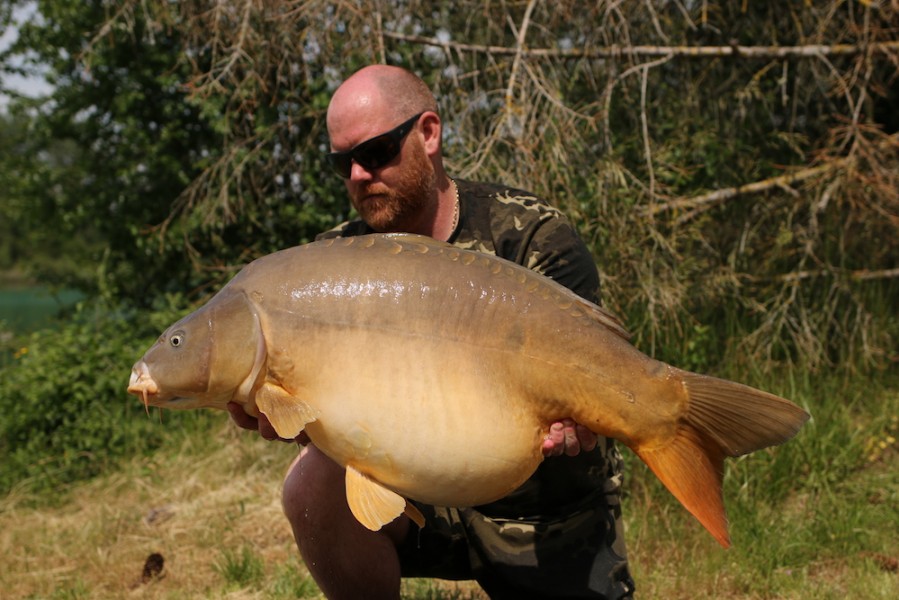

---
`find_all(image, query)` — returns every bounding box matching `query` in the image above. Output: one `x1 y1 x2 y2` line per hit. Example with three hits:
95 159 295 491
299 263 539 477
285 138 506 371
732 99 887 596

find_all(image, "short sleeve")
521 216 601 304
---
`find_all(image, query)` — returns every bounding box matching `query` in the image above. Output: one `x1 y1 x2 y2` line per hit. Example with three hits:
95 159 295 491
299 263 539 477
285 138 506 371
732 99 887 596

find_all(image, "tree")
1 0 345 304
3 0 897 369
0 112 26 271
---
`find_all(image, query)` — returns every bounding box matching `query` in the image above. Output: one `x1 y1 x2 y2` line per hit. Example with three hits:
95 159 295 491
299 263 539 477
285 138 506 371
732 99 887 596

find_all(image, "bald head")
327 65 437 135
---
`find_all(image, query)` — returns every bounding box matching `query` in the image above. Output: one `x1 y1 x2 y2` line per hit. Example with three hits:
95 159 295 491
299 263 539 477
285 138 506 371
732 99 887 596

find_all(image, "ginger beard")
350 136 436 233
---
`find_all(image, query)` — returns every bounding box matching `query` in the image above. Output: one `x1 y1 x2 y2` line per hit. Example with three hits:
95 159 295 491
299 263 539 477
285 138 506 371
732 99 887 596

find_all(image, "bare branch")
463 0 538 177
211 0 256 87
505 0 538 107
601 54 673 152
644 161 847 219
745 267 899 283
382 31 899 60
640 63 655 202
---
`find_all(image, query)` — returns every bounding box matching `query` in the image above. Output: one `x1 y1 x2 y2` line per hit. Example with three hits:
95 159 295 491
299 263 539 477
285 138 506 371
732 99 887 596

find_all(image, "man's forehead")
327 93 396 148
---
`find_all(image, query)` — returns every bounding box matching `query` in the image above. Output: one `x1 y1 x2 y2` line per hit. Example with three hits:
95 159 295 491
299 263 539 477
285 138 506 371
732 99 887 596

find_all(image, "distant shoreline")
0 269 36 288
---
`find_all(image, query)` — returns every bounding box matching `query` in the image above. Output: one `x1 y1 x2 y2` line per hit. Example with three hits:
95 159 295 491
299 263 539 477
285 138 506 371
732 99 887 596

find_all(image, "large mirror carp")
128 234 809 547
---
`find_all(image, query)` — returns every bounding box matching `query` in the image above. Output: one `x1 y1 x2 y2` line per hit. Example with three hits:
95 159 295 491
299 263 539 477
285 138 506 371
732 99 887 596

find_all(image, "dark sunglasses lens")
327 153 353 178
353 135 399 170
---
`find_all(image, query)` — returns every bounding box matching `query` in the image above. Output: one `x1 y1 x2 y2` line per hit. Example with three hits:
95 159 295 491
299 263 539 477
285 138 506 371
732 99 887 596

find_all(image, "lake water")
0 286 84 335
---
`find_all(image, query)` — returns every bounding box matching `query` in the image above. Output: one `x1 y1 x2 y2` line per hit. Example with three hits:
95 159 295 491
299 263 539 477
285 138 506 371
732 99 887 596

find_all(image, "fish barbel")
127 233 809 547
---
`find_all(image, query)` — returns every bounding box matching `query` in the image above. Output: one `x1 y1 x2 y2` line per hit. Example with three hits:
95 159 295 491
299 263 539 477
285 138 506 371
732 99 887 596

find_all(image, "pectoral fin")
345 465 423 530
255 382 317 439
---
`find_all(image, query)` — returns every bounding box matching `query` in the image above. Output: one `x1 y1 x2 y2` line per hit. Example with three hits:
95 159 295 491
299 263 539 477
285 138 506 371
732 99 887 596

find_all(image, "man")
228 65 635 599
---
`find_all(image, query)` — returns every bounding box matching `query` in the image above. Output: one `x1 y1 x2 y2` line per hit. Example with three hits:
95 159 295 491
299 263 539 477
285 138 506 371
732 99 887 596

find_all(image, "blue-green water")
0 286 85 335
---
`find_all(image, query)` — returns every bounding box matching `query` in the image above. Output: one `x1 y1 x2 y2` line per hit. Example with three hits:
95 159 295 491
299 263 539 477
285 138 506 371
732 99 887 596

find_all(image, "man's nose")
349 160 374 182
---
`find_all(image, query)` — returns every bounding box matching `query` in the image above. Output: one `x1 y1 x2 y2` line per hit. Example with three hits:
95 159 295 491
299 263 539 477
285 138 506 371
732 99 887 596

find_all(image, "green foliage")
1 0 897 507
2 0 347 306
0 114 27 271
0 295 213 497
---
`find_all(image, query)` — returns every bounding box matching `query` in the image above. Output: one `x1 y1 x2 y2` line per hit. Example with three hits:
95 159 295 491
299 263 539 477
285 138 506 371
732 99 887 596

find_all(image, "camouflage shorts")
396 491 635 599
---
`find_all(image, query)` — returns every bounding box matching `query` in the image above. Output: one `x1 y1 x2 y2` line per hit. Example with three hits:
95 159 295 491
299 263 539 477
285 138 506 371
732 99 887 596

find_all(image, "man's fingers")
256 412 284 441
542 421 565 457
226 402 302 443
576 424 598 452
542 419 597 457
227 401 259 431
562 420 579 456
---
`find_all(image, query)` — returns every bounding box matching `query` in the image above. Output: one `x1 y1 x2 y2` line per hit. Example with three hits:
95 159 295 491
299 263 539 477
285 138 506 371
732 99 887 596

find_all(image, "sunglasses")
326 112 424 178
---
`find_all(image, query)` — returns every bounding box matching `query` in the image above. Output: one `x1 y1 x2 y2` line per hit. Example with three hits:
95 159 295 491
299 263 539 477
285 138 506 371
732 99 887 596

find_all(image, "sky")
0 2 53 109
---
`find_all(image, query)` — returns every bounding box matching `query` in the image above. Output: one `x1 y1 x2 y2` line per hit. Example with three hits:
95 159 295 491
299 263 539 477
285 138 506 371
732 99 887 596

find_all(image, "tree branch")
747 266 899 283
643 160 847 219
382 32 899 60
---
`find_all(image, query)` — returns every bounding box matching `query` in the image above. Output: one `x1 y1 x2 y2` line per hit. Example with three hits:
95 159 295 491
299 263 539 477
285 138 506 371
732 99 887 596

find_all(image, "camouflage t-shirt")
317 179 623 517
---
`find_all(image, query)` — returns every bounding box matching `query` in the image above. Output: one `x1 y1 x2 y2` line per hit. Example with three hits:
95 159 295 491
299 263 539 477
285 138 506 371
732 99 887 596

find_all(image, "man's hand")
226 401 310 444
542 418 597 457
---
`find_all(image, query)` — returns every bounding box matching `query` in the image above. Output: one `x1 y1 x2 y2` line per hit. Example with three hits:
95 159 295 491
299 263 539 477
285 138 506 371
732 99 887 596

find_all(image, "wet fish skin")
128 233 809 547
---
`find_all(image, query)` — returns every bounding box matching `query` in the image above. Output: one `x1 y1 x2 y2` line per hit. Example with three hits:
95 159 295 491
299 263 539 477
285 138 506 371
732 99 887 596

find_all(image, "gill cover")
142 290 262 406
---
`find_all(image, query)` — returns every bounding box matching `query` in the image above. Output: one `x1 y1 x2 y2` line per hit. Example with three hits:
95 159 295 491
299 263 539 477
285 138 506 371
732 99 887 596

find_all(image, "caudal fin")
634 369 809 548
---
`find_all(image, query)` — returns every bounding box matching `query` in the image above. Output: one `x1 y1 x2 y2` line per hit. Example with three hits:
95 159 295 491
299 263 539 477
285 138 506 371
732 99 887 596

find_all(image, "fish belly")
276 329 547 507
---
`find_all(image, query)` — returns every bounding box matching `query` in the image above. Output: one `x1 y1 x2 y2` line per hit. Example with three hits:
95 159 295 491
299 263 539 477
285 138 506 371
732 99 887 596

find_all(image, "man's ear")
419 111 442 156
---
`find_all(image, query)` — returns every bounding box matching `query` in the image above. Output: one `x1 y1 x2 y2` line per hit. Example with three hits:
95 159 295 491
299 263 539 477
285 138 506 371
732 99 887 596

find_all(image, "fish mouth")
128 361 165 411
127 362 213 411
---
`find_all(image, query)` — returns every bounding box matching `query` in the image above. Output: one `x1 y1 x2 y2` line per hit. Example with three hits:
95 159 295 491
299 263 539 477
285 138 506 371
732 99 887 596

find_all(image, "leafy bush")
0 295 214 498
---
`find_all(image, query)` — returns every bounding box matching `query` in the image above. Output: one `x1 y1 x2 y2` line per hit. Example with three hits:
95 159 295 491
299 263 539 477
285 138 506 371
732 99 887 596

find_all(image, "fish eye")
170 332 185 348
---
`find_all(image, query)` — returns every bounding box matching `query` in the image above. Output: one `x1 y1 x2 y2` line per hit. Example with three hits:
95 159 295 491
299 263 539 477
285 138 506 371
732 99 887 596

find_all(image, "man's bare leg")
282 444 411 600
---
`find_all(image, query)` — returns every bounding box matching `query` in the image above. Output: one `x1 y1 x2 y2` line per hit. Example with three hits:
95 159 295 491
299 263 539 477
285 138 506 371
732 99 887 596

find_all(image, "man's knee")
281 446 407 598
282 445 344 525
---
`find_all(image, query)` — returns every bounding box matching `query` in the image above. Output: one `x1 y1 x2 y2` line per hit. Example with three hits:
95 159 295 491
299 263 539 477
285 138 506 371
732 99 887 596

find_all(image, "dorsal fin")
575 297 631 341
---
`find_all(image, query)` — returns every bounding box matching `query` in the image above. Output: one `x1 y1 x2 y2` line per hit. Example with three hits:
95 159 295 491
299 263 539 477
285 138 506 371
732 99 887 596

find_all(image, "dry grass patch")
0 421 301 598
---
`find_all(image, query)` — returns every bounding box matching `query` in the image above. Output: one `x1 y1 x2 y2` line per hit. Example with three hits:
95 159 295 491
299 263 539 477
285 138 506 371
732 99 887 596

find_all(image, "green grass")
215 545 266 588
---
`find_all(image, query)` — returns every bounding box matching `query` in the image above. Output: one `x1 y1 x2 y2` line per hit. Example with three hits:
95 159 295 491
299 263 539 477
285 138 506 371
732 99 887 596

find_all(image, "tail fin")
634 369 809 548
